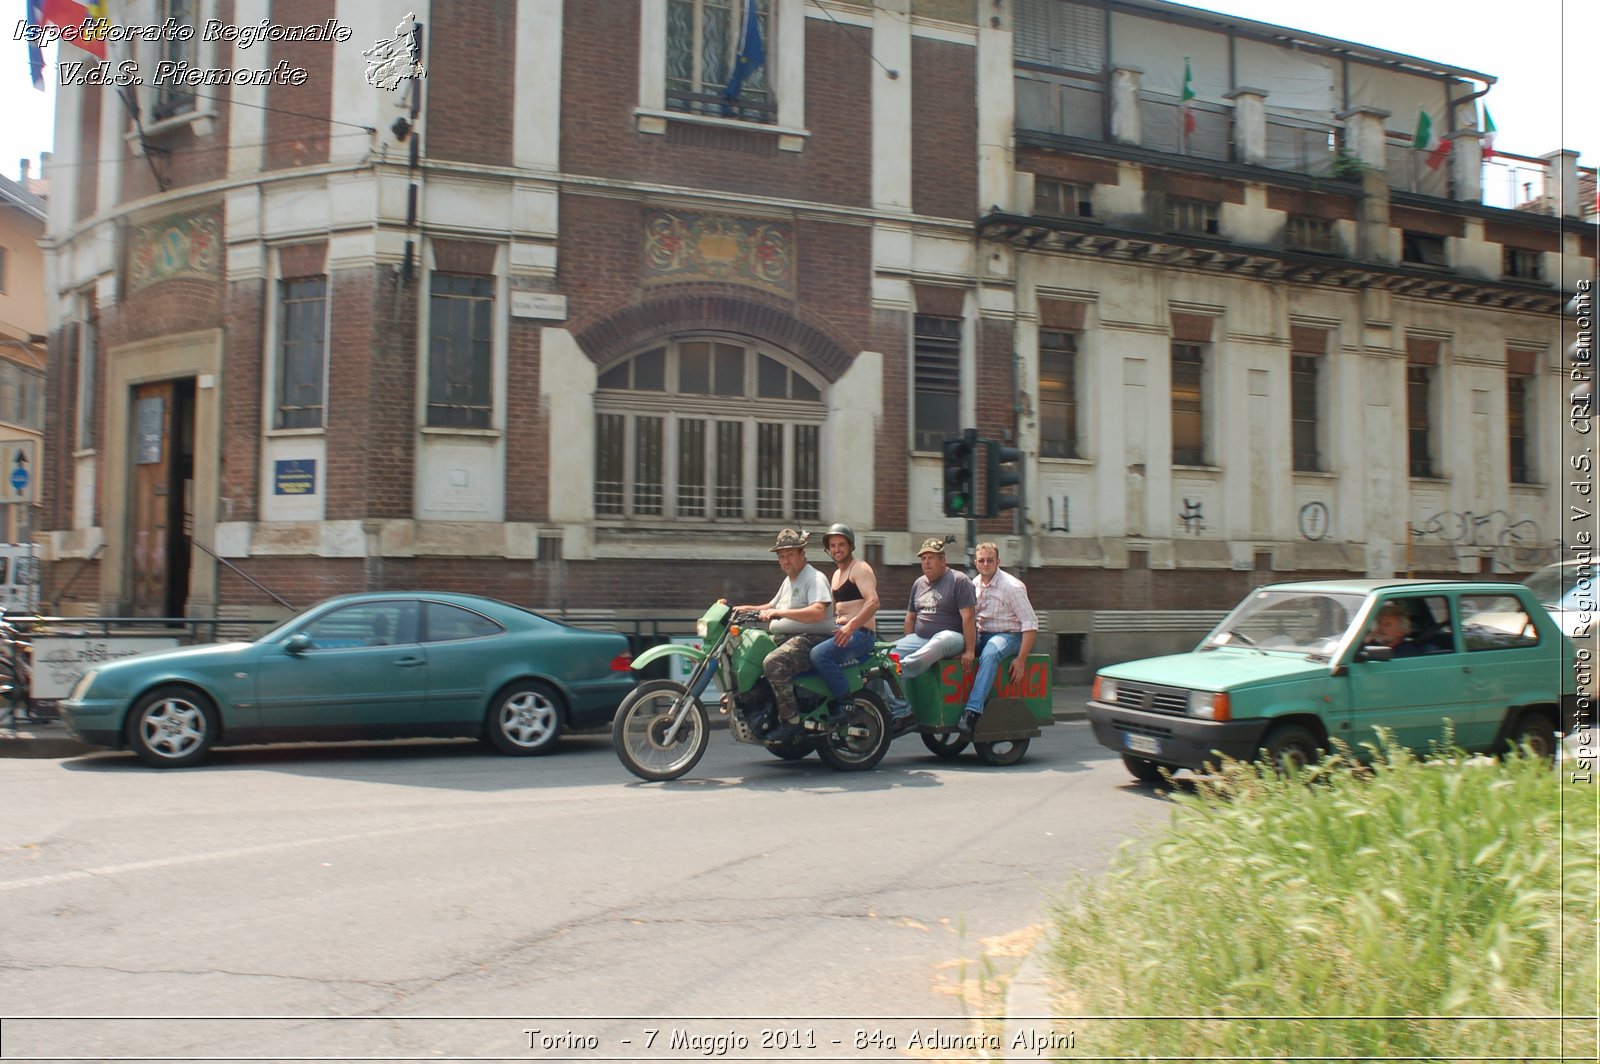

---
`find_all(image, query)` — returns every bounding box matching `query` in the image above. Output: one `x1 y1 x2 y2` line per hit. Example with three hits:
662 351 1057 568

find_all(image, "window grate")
633 416 664 515
596 340 824 521
427 274 493 429
678 418 707 517
665 0 773 123
715 420 744 518
1171 343 1205 466
154 0 197 119
595 413 625 516
1034 179 1091 220
1014 0 1104 73
1290 353 1321 472
914 315 962 452
1039 329 1079 459
756 422 785 519
1508 372 1531 483
1407 364 1435 477
794 424 820 521
1285 215 1336 254
1402 232 1448 267
1503 247 1543 280
277 278 326 429
1167 198 1220 236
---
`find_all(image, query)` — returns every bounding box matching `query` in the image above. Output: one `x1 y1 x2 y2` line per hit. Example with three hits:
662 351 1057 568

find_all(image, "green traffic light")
942 433 976 517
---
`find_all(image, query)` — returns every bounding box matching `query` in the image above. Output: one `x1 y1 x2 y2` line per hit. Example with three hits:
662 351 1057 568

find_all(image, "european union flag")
723 0 765 105
25 0 46 91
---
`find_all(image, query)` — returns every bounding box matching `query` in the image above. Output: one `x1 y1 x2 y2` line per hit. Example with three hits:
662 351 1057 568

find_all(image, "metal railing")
189 539 298 611
0 613 278 644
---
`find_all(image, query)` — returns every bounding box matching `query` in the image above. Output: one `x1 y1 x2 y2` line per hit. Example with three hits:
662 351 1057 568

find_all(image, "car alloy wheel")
487 680 564 755
127 686 217 768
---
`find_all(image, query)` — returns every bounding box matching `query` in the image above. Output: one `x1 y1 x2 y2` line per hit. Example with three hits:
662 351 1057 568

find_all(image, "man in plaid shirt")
958 542 1039 738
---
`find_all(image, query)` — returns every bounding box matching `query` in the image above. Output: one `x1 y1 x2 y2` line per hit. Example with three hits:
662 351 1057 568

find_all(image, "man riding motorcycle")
731 528 835 726
611 527 894 781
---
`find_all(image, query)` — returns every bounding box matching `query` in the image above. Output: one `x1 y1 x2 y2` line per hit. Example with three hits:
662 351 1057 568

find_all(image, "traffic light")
985 439 1021 518
941 431 976 517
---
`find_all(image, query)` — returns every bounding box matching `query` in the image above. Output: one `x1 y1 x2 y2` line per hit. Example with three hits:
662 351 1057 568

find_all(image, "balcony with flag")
1010 0 1590 214
990 0 1585 333
665 0 775 124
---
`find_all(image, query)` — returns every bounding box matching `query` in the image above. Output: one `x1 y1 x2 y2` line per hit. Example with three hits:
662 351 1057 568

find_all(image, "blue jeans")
964 631 1022 714
882 629 966 717
809 627 876 699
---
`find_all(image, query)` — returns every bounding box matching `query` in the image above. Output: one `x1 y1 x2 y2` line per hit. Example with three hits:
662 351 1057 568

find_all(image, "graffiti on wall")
1178 498 1206 535
1409 509 1555 572
1298 501 1330 541
1045 496 1071 533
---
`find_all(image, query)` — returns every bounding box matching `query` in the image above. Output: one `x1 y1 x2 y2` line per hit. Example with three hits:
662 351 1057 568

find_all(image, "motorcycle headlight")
1188 691 1231 721
696 619 709 637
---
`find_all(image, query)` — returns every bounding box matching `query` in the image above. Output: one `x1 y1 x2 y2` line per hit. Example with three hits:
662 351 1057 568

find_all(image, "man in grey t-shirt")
733 528 834 724
883 537 976 722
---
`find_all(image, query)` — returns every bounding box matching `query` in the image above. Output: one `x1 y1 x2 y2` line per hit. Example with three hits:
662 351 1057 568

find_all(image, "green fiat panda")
1088 579 1577 782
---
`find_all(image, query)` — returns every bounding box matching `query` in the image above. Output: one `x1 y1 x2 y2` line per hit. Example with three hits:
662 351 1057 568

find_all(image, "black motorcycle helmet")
824 523 855 550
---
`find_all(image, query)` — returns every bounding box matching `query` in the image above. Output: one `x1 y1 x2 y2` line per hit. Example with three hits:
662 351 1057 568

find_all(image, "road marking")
0 813 536 893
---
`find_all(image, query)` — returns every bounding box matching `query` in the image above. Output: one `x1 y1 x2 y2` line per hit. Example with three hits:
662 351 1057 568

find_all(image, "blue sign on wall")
273 459 317 496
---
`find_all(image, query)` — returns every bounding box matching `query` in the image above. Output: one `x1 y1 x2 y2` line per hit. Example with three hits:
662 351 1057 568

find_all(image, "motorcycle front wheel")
612 680 710 782
814 689 892 772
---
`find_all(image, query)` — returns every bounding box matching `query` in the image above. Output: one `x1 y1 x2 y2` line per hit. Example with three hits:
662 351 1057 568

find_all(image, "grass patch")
1046 741 1597 1058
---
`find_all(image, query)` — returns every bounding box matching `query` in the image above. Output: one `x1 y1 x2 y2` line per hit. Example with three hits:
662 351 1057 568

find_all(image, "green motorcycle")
612 601 896 781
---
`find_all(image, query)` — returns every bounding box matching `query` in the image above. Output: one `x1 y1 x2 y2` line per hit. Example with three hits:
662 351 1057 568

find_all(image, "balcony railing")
1015 73 1339 179
1015 69 1104 140
1016 69 1594 218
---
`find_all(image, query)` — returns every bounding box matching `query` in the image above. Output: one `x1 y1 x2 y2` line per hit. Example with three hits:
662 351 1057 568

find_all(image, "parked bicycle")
0 608 57 725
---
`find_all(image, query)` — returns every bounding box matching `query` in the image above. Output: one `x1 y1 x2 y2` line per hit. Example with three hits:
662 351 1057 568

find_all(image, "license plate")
1124 734 1161 756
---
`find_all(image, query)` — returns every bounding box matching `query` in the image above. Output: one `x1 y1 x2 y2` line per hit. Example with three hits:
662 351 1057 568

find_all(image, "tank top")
834 560 864 603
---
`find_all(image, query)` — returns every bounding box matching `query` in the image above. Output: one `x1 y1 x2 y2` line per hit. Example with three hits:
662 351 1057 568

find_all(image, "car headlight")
696 619 709 637
69 669 98 701
1094 677 1118 703
1188 691 1231 721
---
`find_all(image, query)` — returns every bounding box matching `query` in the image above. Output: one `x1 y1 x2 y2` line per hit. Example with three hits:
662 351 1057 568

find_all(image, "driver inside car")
1363 602 1429 658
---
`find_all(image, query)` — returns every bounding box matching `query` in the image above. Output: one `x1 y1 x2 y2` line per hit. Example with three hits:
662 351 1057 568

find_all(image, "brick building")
0 157 48 551
38 0 1595 672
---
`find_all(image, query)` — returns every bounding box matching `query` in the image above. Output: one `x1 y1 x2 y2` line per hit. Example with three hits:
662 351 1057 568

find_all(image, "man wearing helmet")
732 528 835 725
809 523 881 711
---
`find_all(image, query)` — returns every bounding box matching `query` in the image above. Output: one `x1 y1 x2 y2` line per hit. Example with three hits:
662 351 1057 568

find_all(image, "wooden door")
129 381 194 616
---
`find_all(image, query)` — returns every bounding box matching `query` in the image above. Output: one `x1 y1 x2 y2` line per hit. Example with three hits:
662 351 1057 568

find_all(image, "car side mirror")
1355 645 1393 663
284 632 313 655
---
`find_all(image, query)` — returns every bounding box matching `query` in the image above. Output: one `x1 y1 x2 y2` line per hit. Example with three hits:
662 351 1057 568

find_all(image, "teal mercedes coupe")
61 592 636 768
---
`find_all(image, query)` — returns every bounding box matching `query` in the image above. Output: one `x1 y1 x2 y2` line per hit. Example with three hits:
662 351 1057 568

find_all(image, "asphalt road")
0 721 1170 1061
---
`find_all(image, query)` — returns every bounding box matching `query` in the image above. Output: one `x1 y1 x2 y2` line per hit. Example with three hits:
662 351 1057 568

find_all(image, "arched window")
595 338 823 522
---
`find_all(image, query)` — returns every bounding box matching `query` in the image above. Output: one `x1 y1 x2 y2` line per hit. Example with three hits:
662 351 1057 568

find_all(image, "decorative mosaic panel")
641 209 794 295
128 208 223 292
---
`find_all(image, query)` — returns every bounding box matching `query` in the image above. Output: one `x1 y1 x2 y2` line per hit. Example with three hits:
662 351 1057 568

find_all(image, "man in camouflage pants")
733 528 835 723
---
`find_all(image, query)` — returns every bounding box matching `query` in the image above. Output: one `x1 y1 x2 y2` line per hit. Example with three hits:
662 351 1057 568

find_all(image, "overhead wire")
806 0 900 79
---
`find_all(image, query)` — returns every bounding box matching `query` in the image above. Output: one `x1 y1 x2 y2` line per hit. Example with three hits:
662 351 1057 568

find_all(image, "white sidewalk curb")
1002 934 1073 1062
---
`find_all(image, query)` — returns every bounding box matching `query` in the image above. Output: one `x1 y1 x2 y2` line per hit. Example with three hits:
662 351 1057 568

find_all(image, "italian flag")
1413 109 1450 171
1481 107 1497 160
1180 57 1196 136
41 0 107 58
